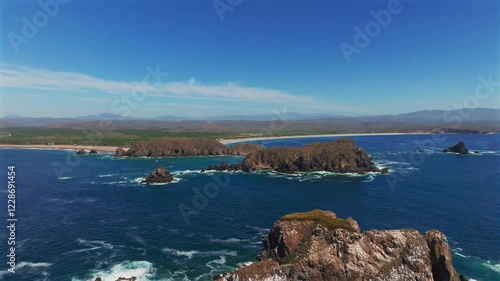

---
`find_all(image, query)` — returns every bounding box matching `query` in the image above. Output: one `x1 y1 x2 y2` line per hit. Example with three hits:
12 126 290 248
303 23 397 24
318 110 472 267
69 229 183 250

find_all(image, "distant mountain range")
3 108 498 121
1 112 347 122
1 108 498 129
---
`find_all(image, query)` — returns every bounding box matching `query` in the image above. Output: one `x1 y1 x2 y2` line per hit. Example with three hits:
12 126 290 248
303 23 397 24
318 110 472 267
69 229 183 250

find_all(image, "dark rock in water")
380 167 389 174
115 138 262 157
116 277 137 281
95 278 132 281
473 151 480 154
115 147 127 157
89 149 98 154
215 209 464 281
76 149 86 155
443 141 469 154
207 138 383 174
142 166 174 184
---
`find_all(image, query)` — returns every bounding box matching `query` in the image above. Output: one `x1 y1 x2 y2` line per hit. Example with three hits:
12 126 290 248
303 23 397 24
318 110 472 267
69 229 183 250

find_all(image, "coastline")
0 132 431 151
219 132 430 145
0 144 125 153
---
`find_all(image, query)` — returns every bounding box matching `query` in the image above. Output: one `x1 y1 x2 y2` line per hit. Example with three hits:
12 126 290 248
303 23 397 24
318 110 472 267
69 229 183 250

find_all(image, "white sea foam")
247 225 270 235
236 261 253 268
16 262 52 269
162 248 237 259
452 247 500 276
481 260 500 273
67 239 116 254
98 174 115 177
77 239 114 249
363 175 375 182
58 176 74 180
209 237 248 244
71 260 156 281
0 262 52 278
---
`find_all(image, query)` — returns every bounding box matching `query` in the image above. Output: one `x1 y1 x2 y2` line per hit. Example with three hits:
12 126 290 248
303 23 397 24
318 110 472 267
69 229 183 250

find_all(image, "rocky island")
114 138 262 157
215 209 466 281
443 141 469 154
207 138 388 174
141 166 175 184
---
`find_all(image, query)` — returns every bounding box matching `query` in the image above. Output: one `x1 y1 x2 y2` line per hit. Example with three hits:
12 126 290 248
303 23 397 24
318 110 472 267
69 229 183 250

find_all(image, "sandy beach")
0 144 126 153
0 132 430 151
219 132 430 144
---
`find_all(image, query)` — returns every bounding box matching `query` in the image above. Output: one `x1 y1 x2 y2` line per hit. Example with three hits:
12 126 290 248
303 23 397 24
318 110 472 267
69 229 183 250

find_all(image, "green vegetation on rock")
280 209 357 232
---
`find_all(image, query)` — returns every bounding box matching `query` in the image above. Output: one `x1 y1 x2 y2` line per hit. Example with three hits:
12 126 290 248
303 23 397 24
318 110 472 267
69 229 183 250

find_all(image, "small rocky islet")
75 149 98 154
443 141 470 154
443 141 480 155
141 166 175 184
115 138 263 157
118 137 388 176
110 138 471 280
207 138 389 174
214 209 467 281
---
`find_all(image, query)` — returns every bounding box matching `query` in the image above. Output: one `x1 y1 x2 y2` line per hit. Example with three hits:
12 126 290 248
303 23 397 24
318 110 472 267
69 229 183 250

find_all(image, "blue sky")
0 0 498 118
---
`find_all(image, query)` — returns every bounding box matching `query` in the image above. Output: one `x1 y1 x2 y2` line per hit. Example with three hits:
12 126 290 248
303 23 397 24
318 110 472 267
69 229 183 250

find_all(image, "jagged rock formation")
215 210 466 281
207 138 387 174
115 147 127 156
443 141 469 154
76 149 86 155
141 166 174 184
114 138 261 157
89 149 98 154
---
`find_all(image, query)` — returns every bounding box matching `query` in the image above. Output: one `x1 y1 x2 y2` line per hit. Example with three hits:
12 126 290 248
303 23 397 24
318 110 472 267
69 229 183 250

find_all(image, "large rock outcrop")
215 210 465 281
232 143 264 155
207 138 387 174
115 147 127 156
114 138 261 157
141 166 174 184
443 141 469 154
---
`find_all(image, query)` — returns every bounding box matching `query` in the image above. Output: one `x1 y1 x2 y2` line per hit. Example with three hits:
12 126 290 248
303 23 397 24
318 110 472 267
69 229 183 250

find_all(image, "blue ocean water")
0 134 498 281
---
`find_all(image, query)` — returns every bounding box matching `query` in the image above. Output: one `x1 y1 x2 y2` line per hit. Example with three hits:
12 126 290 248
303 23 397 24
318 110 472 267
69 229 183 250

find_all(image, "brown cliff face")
114 138 261 157
115 147 127 156
208 138 385 174
232 143 264 155
215 210 465 281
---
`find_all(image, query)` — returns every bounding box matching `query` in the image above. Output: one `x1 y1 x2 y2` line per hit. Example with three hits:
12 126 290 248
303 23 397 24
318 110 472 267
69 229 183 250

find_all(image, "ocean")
0 134 498 281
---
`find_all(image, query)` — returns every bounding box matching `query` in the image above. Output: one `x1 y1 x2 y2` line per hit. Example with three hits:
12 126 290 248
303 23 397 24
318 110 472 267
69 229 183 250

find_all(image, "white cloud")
0 64 366 114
